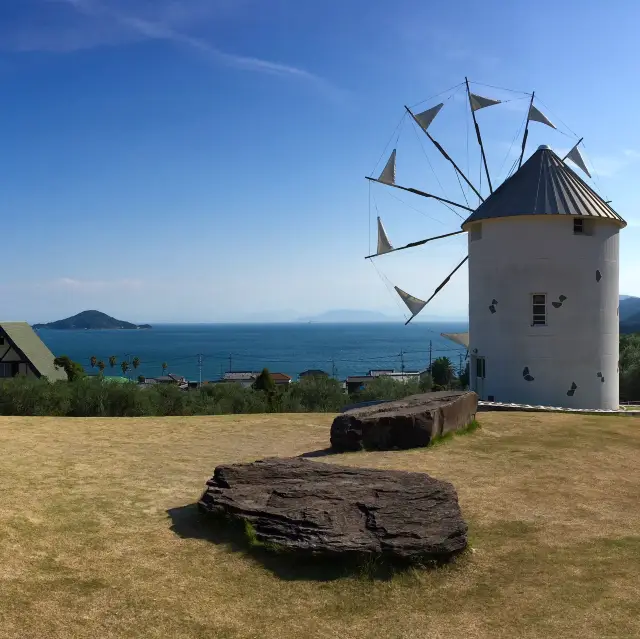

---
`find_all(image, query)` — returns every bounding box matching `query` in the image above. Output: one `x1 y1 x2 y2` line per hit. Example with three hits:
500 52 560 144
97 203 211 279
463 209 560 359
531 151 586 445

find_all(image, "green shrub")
353 376 421 403
287 376 347 412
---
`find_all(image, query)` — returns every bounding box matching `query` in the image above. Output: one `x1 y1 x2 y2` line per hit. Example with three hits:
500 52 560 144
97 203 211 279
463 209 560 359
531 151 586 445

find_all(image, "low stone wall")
478 400 640 416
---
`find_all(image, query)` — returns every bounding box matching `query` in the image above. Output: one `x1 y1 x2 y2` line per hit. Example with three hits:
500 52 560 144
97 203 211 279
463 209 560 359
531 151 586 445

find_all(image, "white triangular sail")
378 149 396 185
566 143 591 177
394 286 427 318
469 93 501 112
376 217 393 254
528 104 556 129
413 103 443 132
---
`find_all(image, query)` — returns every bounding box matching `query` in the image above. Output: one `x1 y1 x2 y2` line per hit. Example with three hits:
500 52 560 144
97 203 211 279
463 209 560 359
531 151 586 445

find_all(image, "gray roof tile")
462 147 626 227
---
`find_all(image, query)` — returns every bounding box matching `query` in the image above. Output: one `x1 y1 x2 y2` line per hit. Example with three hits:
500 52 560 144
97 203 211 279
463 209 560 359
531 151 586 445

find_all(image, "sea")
37 322 469 382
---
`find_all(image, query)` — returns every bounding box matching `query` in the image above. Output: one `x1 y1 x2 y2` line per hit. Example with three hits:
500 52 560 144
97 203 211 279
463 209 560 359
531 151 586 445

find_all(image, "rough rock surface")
330 391 478 452
198 457 467 561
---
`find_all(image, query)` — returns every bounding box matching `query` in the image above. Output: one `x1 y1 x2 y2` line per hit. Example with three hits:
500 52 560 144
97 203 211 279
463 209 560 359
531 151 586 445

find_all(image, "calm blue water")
37 322 469 382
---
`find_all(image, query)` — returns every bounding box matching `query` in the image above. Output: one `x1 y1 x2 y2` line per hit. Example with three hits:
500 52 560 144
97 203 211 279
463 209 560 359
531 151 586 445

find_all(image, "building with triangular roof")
0 322 67 381
461 145 625 409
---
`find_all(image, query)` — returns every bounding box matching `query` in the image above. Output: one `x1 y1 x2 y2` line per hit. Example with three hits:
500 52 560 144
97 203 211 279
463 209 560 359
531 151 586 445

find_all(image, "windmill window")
573 218 592 235
476 357 486 379
469 223 482 241
532 294 547 326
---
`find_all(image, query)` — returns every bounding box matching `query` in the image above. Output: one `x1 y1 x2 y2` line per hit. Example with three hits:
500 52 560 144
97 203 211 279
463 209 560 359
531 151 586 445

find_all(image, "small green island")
33 310 152 330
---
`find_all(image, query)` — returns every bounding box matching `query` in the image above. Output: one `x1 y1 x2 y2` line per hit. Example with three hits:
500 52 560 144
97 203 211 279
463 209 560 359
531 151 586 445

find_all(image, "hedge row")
0 374 435 417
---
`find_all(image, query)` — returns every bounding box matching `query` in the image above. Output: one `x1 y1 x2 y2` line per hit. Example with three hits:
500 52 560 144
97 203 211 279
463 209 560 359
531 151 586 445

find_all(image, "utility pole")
228 354 232 373
331 358 337 379
400 349 405 376
429 340 433 370
459 352 464 377
197 354 203 388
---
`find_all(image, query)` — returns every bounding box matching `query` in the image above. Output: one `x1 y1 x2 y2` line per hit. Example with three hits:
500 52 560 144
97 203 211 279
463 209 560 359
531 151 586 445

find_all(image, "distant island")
33 310 152 330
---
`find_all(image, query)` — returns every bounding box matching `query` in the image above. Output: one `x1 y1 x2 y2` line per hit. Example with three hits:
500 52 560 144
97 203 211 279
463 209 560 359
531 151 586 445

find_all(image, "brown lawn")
1 412 640 638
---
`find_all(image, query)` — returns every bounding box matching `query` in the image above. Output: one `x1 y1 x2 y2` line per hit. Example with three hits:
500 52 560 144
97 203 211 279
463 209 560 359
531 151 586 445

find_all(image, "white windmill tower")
367 79 626 410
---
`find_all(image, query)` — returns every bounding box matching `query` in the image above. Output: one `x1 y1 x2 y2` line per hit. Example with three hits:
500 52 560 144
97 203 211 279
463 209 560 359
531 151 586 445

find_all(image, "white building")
222 371 258 388
462 145 625 410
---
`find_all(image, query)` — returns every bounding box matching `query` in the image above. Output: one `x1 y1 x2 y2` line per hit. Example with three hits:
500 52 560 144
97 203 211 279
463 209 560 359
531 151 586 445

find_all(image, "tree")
132 357 140 371
289 375 346 412
419 372 433 393
253 368 276 393
162 362 168 376
459 362 470 389
53 355 85 382
90 356 97 369
121 361 130 376
430 357 455 388
109 355 117 370
97 360 106 374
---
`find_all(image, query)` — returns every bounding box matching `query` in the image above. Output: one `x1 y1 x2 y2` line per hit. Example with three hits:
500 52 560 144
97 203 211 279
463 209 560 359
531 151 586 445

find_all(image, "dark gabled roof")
462 146 626 228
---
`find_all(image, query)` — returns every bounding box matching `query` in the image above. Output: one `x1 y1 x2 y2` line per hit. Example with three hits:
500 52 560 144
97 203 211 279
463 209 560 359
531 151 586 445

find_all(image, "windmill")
366 79 626 410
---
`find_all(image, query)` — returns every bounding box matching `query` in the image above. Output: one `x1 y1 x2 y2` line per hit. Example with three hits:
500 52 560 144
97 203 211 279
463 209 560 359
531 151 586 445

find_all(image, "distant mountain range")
621 295 640 333
298 310 396 323
34 310 152 330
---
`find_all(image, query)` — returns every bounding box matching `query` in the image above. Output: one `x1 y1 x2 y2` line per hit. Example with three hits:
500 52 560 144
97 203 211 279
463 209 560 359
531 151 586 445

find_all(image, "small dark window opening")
476 357 486 379
574 218 584 234
488 395 495 402
11 362 19 377
469 223 482 242
0 336 5 346
532 293 547 326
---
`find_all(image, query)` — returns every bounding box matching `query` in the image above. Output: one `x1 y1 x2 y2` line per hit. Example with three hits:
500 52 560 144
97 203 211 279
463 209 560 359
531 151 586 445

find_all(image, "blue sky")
2 0 639 322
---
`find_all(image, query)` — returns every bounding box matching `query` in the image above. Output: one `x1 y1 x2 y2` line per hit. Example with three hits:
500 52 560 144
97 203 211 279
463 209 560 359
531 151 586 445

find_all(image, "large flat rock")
198 457 467 562
331 391 478 452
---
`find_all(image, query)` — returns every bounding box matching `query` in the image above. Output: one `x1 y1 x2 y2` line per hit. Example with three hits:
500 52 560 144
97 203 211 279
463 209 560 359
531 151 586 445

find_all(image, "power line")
468 80 532 96
408 82 465 109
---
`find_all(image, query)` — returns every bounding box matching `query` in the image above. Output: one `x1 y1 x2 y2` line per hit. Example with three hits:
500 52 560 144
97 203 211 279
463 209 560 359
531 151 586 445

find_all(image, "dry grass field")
1 411 640 638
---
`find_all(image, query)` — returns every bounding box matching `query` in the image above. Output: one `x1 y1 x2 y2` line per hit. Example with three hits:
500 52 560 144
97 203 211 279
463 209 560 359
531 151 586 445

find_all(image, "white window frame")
532 293 547 326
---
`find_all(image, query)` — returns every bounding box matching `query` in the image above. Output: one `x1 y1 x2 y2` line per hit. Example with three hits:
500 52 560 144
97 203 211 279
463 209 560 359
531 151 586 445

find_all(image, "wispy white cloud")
52 277 144 291
5 0 345 101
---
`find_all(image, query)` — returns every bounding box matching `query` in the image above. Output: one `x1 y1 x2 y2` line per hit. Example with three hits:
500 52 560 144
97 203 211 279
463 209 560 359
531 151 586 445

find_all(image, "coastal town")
126 367 433 394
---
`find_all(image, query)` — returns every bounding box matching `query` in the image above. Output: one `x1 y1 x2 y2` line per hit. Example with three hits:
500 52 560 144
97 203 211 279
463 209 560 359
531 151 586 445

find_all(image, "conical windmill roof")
462 146 626 228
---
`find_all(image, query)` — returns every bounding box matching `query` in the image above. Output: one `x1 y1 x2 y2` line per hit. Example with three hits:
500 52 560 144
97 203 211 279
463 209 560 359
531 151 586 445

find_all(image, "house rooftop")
223 372 257 380
0 322 67 381
270 373 292 383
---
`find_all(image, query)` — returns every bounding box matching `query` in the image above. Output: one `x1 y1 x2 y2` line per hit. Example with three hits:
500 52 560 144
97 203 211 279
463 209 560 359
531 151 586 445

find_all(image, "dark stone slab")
198 457 468 561
330 391 478 452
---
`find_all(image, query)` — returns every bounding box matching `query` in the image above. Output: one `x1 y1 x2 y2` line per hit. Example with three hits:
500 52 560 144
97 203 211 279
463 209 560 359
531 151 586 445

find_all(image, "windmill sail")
413 103 443 132
528 104 556 129
394 286 427 318
376 217 393 254
469 93 501 112
378 149 396 185
565 143 591 177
